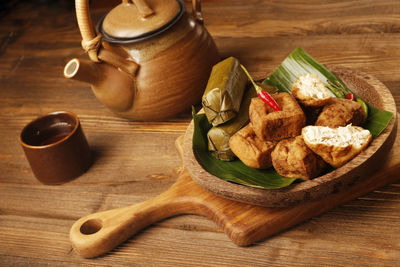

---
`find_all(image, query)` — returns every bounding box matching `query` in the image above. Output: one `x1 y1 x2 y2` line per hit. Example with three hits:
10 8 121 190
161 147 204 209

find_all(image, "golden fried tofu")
292 73 332 107
229 124 277 169
271 136 327 179
249 93 306 141
301 105 323 125
316 98 366 128
302 125 372 168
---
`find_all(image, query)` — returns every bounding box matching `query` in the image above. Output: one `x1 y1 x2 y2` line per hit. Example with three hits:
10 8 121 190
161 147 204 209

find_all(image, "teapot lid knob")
101 0 182 40
129 0 155 18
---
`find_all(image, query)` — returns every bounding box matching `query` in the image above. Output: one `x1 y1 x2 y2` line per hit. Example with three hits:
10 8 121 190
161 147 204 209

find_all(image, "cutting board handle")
69 177 189 258
69 136 206 258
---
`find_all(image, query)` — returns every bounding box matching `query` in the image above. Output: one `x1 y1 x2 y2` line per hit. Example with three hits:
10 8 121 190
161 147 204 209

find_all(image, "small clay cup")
19 111 92 184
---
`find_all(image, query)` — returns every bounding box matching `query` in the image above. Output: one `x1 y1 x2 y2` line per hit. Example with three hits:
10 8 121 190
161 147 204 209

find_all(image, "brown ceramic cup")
19 111 92 184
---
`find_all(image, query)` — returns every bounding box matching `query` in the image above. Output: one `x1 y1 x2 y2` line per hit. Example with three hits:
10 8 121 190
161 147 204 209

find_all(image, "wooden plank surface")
0 0 400 265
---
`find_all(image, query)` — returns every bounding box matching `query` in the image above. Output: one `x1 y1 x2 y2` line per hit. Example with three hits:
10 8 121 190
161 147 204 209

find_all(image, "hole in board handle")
80 219 103 235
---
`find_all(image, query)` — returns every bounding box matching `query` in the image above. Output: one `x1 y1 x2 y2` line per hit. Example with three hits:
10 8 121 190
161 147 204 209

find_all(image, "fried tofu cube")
302 125 372 168
271 136 327 179
301 105 323 126
316 98 366 128
249 92 306 141
291 73 332 107
229 124 277 169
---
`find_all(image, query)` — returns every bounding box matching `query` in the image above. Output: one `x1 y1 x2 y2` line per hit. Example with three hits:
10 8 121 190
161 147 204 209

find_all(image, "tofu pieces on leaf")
229 124 277 169
302 125 372 168
292 73 332 107
271 136 327 179
316 98 366 128
249 92 306 141
230 92 307 170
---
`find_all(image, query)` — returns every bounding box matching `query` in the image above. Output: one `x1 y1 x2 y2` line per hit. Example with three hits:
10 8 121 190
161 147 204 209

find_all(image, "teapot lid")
100 0 183 42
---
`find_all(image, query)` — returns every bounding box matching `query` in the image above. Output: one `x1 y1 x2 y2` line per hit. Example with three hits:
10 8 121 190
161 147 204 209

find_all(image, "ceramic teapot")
64 0 219 121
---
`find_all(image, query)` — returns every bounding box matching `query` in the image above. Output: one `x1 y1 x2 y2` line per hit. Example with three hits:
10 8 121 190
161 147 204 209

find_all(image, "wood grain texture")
1 0 400 265
184 66 397 207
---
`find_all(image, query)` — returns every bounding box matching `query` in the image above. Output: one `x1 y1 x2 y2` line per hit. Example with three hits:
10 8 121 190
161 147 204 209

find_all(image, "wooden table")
1 0 399 265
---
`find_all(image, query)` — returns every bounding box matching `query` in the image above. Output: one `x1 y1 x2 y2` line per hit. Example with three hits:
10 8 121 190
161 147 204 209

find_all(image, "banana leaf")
263 47 393 138
192 108 297 189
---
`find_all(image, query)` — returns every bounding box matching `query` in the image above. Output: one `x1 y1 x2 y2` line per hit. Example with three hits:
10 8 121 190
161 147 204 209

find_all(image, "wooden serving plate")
183 65 397 207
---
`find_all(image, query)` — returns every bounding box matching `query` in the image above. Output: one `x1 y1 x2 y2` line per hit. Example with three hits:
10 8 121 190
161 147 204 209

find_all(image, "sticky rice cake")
249 92 306 141
271 136 327 179
229 124 277 169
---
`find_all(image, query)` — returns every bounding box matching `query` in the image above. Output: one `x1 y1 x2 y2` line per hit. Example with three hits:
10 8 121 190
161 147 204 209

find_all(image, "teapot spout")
64 58 136 113
64 58 99 86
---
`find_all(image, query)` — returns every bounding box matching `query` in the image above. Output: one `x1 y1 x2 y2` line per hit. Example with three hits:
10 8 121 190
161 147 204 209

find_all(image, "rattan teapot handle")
75 0 100 62
192 0 203 24
75 0 153 62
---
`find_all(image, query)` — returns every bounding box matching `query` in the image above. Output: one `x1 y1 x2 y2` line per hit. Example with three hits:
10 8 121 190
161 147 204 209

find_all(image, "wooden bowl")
183 65 397 207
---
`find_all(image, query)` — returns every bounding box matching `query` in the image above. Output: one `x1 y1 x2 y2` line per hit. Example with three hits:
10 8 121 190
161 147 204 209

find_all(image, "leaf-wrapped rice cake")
229 124 278 169
207 86 257 161
202 57 248 126
315 98 366 128
249 92 306 141
271 136 327 179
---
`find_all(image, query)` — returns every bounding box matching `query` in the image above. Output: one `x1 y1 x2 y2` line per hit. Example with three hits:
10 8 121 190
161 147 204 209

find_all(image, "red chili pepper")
240 64 282 111
346 93 355 101
257 90 281 111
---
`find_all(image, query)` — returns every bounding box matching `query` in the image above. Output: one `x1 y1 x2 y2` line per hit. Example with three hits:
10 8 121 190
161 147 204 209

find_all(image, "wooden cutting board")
70 118 400 258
